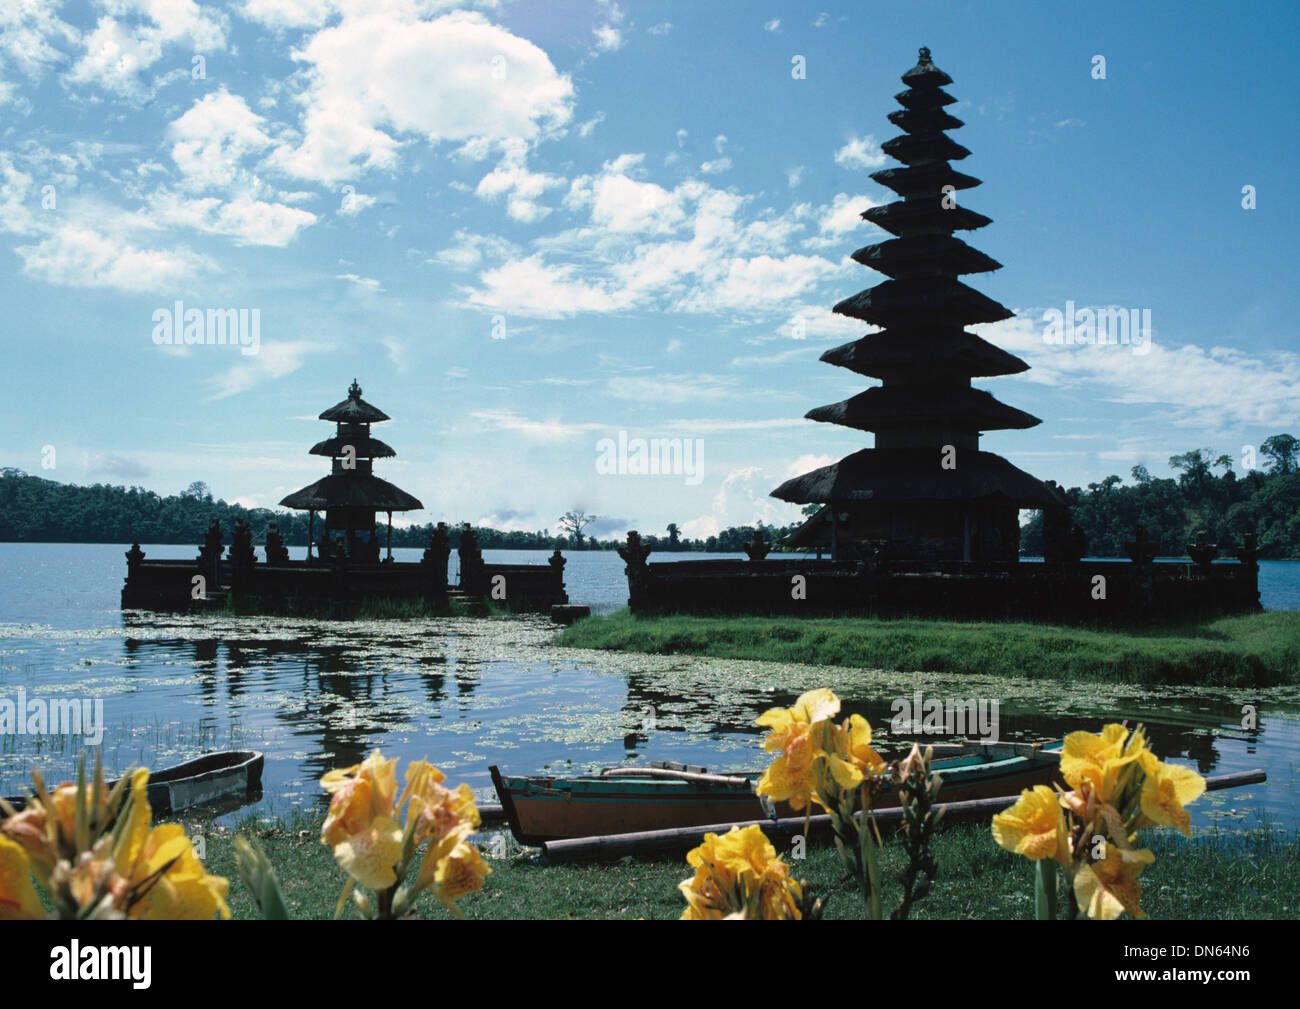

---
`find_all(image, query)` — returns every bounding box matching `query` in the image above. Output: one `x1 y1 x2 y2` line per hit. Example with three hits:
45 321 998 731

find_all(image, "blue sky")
1 0 1296 540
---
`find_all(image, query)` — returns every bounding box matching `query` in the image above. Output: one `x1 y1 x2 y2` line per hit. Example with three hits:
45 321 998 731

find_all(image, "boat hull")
491 742 1062 846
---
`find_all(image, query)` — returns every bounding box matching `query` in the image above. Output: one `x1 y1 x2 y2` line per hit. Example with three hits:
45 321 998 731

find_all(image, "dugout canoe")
490 739 1063 846
3 750 264 814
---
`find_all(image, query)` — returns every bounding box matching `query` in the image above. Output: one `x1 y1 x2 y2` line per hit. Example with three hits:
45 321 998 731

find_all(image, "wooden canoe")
3 749 264 814
491 739 1063 846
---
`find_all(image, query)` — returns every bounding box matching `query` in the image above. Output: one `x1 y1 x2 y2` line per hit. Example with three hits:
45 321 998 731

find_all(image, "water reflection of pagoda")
281 380 422 564
773 48 1065 562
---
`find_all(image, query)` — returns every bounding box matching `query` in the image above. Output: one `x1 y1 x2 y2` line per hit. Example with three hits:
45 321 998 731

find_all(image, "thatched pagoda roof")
860 200 992 237
319 379 390 423
771 449 1066 508
850 235 1001 279
805 386 1041 433
833 277 1013 327
869 164 981 198
900 47 952 88
309 434 397 459
280 474 422 512
820 329 1028 379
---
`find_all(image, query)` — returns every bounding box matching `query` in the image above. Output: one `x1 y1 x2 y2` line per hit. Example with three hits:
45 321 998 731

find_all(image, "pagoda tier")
771 48 1065 563
804 385 1041 437
849 236 1001 280
280 380 422 563
820 328 1028 380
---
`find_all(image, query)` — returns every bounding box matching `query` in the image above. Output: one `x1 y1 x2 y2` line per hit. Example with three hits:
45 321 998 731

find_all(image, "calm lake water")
1 542 1297 837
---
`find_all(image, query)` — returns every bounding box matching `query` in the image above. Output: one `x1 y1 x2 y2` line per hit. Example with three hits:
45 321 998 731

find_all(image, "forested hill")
3 435 1297 558
0 469 797 553
1020 437 1300 559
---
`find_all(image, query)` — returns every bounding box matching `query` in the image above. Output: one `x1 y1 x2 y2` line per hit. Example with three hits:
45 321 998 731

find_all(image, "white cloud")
207 340 324 400
592 25 623 52
764 19 781 32
66 0 227 100
271 9 574 184
470 409 603 441
16 224 211 292
577 111 606 137
978 315 1300 431
167 90 275 191
699 157 731 175
605 374 739 404
475 139 565 222
787 165 805 188
338 187 376 215
647 21 671 36
151 190 317 246
834 135 887 170
431 229 520 270
467 255 635 317
336 272 382 291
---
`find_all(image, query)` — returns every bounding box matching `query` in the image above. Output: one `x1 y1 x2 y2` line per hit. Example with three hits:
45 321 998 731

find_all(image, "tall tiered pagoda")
280 380 423 563
773 47 1065 562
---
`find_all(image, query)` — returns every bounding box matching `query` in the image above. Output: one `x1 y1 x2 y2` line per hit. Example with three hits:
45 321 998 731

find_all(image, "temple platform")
617 537 1261 626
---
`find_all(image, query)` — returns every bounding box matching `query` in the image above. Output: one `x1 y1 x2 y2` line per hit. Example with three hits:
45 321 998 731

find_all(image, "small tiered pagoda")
772 47 1065 562
280 380 423 563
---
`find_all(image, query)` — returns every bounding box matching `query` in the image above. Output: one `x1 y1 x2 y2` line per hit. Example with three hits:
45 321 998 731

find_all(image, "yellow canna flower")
819 714 887 793
1060 724 1147 802
1136 753 1205 837
0 835 46 920
756 688 841 752
432 841 491 916
755 688 845 812
679 825 801 920
111 770 230 920
992 786 1070 865
1073 846 1154 920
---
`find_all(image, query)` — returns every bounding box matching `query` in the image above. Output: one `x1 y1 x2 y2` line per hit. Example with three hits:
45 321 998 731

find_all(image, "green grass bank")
557 610 1300 686
196 812 1297 920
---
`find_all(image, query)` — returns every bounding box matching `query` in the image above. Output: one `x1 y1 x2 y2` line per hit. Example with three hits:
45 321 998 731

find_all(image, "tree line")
1020 435 1299 559
4 433 1295 559
0 472 800 553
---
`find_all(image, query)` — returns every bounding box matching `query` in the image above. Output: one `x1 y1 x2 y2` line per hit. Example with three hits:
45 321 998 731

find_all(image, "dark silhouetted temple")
774 48 1065 563
617 49 1260 624
121 382 568 614
280 380 422 564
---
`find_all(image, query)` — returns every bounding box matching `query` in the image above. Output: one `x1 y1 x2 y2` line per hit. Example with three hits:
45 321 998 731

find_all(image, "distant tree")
1169 450 1213 492
1261 434 1298 475
1130 464 1152 485
558 509 596 547
1213 454 1234 475
666 522 682 548
181 481 214 502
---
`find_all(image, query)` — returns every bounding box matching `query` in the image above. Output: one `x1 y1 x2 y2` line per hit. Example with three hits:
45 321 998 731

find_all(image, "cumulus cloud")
270 9 574 184
833 135 887 170
16 224 212 291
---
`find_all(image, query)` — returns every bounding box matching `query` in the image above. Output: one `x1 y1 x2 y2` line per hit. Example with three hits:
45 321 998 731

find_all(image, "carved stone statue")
265 522 290 565
423 522 451 584
743 529 771 561
617 530 652 571
1186 529 1217 573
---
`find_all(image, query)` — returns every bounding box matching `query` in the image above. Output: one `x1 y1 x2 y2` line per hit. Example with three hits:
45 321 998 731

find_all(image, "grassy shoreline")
557 610 1300 686
192 811 1297 920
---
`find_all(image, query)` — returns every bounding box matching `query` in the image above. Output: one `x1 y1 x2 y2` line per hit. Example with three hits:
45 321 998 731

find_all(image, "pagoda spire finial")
918 46 931 61
348 378 362 400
